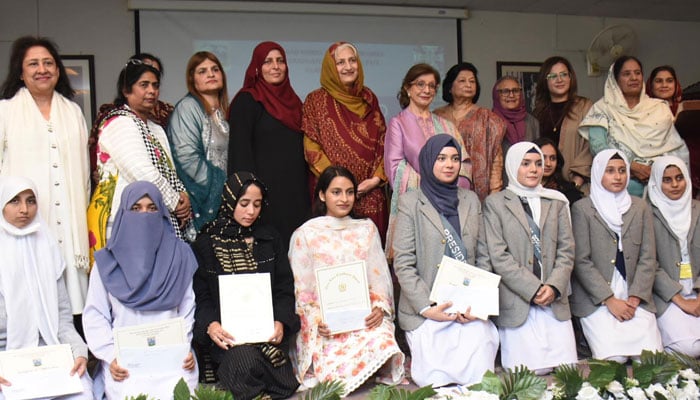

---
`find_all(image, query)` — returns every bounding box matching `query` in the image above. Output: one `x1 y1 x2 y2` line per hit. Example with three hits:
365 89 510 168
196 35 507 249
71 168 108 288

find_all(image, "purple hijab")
419 134 461 233
95 181 197 311
492 77 527 144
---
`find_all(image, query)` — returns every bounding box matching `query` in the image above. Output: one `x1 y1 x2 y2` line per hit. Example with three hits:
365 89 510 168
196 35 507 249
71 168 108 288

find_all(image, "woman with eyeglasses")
302 42 388 242
88 59 192 263
533 56 593 194
579 56 689 197
167 51 229 232
434 62 506 202
0 36 90 317
492 76 539 159
384 63 469 259
89 53 174 191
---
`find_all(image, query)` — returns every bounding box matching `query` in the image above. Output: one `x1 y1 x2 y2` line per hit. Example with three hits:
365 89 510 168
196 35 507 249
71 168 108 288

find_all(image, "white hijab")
590 149 632 251
505 141 570 226
648 156 692 258
579 63 686 160
0 176 63 349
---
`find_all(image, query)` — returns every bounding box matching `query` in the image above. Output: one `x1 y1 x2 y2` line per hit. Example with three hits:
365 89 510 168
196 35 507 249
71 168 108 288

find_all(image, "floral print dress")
289 216 404 395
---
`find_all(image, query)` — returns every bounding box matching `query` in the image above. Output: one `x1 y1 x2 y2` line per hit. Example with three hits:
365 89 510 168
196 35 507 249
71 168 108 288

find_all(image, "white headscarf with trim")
590 149 632 251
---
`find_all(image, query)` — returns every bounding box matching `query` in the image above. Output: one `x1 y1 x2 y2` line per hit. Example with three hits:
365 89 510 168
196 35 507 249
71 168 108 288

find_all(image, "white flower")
538 389 554 400
679 368 700 381
682 379 700 399
644 383 670 399
626 387 647 400
624 378 639 389
667 373 679 386
607 380 624 394
465 391 499 400
576 383 603 400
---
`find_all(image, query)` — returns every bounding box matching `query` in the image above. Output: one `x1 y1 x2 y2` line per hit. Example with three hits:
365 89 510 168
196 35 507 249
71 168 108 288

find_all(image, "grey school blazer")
393 188 490 331
482 190 574 328
570 197 658 318
652 200 700 315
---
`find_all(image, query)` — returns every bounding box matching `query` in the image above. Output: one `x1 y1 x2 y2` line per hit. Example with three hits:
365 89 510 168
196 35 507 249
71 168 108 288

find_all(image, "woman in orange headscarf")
302 42 388 239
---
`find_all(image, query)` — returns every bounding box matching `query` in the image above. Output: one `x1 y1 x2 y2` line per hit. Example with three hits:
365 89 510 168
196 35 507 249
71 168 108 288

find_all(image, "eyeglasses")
124 58 144 68
411 81 437 92
496 88 522 97
545 71 570 80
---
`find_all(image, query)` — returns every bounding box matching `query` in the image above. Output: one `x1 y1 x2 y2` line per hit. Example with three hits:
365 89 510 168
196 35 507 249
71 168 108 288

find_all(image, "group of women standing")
0 32 697 400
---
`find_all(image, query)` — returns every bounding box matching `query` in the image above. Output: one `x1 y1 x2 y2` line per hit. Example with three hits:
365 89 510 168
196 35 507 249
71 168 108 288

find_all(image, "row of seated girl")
1 134 698 399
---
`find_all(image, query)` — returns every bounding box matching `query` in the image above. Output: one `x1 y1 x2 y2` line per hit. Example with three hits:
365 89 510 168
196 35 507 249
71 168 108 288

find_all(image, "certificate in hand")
429 255 501 320
114 317 189 374
315 261 371 334
219 273 275 343
0 344 82 400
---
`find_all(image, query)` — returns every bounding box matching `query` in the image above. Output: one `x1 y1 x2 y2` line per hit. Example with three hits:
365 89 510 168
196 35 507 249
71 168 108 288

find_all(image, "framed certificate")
315 261 371 334
0 344 82 400
219 273 275 343
429 255 501 320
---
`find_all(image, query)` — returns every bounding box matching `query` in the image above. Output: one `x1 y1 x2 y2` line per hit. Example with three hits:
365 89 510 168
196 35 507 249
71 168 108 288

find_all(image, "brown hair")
533 56 579 121
186 51 229 116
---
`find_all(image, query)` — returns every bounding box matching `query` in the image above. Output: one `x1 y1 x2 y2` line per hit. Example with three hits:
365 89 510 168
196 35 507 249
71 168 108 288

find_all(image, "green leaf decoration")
587 359 625 391
174 378 192 400
669 350 700 374
125 395 153 400
300 380 345 400
368 384 394 400
500 365 547 400
192 384 234 400
552 363 584 399
634 350 681 386
367 384 435 400
404 385 437 400
469 370 503 397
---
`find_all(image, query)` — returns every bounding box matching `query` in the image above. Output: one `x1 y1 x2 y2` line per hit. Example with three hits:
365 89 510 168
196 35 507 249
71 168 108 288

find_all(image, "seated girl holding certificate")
392 134 499 387
0 176 92 399
570 150 662 362
83 181 199 399
648 157 700 357
191 172 300 400
289 166 405 395
483 142 577 374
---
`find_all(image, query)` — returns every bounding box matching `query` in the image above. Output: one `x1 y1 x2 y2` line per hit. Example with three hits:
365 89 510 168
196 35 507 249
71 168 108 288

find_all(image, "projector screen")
139 10 460 119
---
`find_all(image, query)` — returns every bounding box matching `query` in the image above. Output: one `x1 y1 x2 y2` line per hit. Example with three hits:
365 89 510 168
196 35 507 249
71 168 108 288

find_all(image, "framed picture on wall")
61 55 96 125
496 61 542 114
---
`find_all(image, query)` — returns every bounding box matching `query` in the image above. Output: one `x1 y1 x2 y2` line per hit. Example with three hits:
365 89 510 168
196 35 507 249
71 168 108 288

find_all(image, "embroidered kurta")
167 94 228 230
0 88 89 314
434 105 506 201
289 216 404 396
302 88 388 238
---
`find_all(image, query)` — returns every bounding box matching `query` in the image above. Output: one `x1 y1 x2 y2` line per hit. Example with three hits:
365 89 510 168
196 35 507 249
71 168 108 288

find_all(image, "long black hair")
312 166 360 218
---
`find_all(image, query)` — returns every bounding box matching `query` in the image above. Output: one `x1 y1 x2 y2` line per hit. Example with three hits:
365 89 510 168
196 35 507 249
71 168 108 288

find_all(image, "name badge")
679 262 693 280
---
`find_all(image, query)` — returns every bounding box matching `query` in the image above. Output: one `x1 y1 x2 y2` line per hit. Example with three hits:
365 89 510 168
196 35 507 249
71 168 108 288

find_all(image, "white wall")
2 2 699 114
0 0 133 113
461 11 700 107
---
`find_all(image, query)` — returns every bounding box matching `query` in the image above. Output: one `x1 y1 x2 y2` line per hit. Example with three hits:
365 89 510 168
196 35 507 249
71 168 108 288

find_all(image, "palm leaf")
587 359 626 391
668 350 700 374
192 384 234 400
468 370 503 397
500 365 547 400
404 385 436 400
633 350 680 387
368 384 395 400
300 380 345 400
126 395 153 400
552 363 584 399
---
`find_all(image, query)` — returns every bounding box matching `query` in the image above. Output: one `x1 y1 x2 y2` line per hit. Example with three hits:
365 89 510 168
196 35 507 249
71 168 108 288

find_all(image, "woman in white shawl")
648 156 700 357
483 141 577 374
0 176 92 399
0 36 89 316
578 56 689 198
570 150 662 362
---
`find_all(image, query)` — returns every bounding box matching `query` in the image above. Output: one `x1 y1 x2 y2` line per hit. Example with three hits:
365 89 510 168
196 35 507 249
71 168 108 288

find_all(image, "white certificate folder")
315 260 371 334
0 344 82 400
429 255 501 320
113 317 189 375
219 272 275 343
